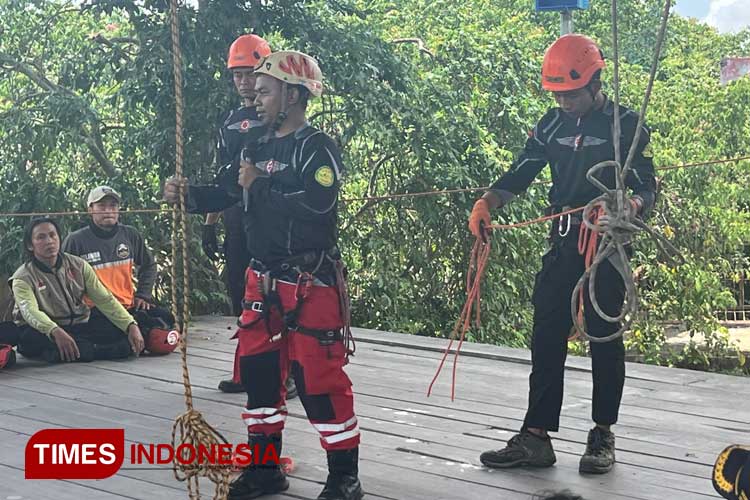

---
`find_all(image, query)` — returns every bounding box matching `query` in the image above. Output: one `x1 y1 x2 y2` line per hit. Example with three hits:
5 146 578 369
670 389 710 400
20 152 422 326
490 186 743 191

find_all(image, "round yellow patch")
314 166 335 187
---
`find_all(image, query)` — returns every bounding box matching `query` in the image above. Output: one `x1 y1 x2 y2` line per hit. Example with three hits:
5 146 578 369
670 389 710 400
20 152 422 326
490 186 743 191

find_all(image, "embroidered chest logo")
556 136 608 148
239 119 250 131
116 243 130 259
257 159 288 175
314 166 335 187
37 280 47 292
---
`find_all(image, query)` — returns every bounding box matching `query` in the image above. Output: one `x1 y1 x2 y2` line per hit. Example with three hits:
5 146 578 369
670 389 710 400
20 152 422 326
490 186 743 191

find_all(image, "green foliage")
0 0 748 370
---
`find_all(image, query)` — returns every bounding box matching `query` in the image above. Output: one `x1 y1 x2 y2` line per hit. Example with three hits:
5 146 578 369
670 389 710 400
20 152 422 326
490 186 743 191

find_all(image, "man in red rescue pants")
469 35 656 475
164 50 362 500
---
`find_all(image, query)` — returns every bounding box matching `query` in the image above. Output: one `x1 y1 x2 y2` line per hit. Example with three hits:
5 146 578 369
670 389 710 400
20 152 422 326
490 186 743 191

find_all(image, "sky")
674 0 750 34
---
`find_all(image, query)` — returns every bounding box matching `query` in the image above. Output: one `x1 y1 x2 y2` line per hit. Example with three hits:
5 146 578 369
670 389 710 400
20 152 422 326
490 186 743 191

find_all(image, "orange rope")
427 237 491 401
572 205 604 341
487 206 584 230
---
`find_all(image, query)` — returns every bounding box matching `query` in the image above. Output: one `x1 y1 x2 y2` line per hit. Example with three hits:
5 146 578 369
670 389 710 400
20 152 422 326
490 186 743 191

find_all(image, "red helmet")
541 34 606 92
227 34 272 70
145 328 180 355
0 344 16 369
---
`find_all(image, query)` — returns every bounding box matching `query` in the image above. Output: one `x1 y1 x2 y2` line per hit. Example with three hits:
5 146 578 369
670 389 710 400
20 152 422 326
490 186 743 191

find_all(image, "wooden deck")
1 315 746 500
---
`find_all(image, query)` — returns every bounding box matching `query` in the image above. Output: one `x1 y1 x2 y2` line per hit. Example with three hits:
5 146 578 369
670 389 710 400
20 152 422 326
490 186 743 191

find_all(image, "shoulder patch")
642 142 653 158
314 166 335 187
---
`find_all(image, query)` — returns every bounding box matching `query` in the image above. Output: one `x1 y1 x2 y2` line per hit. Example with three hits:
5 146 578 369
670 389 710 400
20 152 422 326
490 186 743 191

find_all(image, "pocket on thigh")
531 246 560 307
289 332 351 396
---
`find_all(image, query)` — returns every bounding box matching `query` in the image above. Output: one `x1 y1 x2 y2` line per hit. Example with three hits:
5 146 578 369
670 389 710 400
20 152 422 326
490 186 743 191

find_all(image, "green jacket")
10 253 135 337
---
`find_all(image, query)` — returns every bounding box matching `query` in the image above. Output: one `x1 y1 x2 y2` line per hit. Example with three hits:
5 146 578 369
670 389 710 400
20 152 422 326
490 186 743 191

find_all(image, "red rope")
427 237 491 401
429 206 589 399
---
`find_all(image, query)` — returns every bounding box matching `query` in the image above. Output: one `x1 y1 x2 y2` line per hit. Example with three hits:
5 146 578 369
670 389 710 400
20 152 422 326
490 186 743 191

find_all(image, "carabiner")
558 213 572 238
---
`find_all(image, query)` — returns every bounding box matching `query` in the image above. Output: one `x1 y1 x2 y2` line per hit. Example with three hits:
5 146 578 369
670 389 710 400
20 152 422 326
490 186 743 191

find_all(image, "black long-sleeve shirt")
188 123 343 267
491 97 656 213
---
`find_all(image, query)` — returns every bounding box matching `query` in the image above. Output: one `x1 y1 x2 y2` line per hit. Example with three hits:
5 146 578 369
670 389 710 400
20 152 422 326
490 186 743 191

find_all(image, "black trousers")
523 233 626 432
16 314 130 362
0 321 21 346
224 204 252 316
90 305 175 338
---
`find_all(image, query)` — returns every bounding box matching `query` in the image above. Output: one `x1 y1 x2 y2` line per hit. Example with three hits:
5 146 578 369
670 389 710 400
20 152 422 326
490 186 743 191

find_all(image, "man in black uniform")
204 34 296 399
164 50 362 500
469 34 656 475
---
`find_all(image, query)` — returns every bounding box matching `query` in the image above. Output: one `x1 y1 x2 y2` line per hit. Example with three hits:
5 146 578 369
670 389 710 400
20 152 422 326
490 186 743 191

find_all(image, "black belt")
239 300 342 344
250 247 341 276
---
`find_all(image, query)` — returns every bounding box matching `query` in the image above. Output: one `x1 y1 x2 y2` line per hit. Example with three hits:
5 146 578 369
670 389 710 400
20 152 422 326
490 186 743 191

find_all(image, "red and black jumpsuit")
489 97 657 432
188 123 359 451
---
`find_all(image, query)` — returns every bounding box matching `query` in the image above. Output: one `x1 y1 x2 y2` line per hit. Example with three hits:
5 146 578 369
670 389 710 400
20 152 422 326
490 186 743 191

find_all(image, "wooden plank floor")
1 315 745 500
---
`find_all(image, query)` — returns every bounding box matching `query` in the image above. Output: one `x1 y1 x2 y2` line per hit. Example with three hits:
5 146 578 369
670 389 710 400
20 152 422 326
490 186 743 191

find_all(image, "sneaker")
579 426 616 474
218 379 245 393
479 430 556 468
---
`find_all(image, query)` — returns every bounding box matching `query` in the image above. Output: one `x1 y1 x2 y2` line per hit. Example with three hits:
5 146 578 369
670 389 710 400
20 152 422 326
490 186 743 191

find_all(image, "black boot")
228 433 289 500
218 379 245 393
317 448 364 500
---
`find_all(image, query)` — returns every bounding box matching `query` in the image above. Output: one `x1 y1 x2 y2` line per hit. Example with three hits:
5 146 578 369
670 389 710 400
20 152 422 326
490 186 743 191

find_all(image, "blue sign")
535 0 590 11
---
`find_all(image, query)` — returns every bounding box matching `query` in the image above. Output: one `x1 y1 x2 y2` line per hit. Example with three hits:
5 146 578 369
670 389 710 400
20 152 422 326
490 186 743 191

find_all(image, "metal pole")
561 9 573 35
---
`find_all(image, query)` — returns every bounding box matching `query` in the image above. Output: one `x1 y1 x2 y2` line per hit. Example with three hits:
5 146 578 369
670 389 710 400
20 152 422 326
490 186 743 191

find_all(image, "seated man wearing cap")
62 186 179 355
11 217 144 363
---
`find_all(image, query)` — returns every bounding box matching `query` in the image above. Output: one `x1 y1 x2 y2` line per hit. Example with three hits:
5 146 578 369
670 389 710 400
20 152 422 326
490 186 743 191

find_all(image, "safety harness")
237 247 356 359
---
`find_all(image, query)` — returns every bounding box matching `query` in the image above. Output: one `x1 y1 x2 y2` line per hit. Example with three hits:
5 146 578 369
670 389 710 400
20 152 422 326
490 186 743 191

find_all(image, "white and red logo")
166 330 180 345
25 428 280 479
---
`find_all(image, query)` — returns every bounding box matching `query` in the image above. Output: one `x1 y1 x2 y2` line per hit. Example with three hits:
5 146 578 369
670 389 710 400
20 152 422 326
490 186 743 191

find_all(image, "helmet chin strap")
268 82 289 137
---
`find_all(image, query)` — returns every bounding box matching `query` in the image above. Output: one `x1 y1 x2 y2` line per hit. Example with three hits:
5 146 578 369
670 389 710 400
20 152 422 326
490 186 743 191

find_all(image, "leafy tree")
1 0 748 369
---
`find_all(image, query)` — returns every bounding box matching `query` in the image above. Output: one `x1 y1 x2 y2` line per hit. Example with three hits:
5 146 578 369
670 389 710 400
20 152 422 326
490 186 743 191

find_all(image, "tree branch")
341 154 396 232
100 124 125 134
368 154 397 197
0 52 57 92
309 108 346 123
84 136 118 177
392 38 435 58
91 33 139 49
0 51 118 177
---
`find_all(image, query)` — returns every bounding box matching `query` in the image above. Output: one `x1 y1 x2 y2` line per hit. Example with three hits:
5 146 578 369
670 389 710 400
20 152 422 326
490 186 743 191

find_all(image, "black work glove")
201 224 220 261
